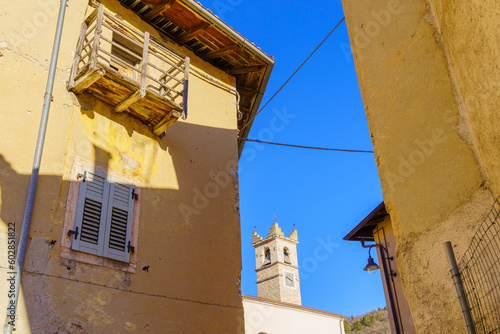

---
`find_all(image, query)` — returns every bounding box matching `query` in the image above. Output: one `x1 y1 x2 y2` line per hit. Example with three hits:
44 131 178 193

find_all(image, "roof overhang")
117 0 275 157
343 202 388 242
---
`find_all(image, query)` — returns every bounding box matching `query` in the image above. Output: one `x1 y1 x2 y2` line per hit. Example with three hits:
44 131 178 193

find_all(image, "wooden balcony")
68 5 190 136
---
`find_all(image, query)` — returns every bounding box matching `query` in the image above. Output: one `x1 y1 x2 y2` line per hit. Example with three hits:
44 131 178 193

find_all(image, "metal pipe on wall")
3 0 68 333
443 242 476 334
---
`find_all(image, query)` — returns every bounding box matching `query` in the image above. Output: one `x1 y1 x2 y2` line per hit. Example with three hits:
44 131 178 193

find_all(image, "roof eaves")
343 201 386 241
242 295 348 319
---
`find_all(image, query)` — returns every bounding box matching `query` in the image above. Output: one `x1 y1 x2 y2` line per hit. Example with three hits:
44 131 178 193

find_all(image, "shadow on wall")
0 108 244 332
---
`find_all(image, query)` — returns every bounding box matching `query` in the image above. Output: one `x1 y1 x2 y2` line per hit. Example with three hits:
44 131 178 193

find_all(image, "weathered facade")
341 0 500 332
0 0 273 332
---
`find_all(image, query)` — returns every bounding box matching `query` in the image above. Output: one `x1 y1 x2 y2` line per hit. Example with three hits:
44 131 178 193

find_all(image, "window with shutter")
71 166 135 263
103 179 135 263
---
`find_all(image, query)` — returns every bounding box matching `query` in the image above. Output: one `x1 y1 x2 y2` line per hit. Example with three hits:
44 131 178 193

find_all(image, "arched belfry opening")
263 247 271 266
283 247 291 264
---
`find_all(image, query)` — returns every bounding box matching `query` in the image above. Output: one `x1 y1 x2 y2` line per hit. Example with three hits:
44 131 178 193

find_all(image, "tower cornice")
251 234 299 247
255 261 299 272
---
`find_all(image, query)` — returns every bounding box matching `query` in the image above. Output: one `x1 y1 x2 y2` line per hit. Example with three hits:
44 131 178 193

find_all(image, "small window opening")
109 33 142 81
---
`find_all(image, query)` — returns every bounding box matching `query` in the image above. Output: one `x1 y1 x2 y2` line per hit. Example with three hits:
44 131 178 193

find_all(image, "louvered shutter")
72 167 110 255
102 178 135 262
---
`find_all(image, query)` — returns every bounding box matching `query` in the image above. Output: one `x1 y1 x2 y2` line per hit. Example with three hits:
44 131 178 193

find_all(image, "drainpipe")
443 242 476 334
361 242 402 334
3 0 68 333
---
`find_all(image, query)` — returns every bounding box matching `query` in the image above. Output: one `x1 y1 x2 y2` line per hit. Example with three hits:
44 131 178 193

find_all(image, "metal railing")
452 196 500 333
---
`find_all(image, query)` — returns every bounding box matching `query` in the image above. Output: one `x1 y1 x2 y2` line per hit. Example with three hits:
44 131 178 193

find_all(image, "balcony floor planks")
72 64 181 134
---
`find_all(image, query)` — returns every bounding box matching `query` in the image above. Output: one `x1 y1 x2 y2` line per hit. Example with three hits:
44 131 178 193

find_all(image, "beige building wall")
243 295 346 334
0 0 247 332
341 0 500 332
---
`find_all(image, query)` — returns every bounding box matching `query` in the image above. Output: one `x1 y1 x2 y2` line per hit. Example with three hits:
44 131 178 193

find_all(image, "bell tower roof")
268 222 285 238
252 222 298 246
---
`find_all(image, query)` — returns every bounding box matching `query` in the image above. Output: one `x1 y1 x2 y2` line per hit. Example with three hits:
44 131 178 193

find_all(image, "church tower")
252 222 301 305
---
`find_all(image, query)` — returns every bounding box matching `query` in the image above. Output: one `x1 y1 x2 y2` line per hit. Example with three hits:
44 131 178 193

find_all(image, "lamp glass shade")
363 255 380 274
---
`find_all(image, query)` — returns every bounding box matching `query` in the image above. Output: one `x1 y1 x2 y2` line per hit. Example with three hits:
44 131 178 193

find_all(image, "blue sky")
199 0 386 317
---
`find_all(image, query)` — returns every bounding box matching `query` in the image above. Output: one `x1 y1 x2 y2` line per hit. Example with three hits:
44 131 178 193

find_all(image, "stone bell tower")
252 221 301 305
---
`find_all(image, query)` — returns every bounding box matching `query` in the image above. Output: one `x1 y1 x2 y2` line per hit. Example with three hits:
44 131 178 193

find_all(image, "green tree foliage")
346 308 390 333
361 314 375 327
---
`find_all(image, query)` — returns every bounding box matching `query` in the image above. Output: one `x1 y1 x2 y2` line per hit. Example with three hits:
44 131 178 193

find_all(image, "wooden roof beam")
228 65 265 75
205 45 238 60
176 22 210 44
143 0 176 21
236 86 257 95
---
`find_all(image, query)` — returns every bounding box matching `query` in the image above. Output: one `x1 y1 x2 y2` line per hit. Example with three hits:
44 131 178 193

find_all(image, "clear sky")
198 0 386 317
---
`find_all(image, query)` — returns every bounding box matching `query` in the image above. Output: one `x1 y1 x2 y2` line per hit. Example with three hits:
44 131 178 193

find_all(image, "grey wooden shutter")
71 167 110 255
102 178 135 262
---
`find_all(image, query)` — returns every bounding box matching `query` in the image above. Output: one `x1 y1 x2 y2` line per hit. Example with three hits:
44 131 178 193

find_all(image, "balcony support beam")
154 109 182 135
72 68 105 94
115 90 141 113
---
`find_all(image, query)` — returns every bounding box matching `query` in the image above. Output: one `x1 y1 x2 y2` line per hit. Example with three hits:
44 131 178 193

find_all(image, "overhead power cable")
241 16 346 131
239 137 374 153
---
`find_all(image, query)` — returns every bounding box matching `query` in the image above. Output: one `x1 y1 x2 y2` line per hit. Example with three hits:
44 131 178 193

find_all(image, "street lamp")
363 251 380 274
361 242 400 333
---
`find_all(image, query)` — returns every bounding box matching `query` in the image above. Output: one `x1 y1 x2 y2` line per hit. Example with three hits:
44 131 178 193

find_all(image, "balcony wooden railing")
68 4 190 136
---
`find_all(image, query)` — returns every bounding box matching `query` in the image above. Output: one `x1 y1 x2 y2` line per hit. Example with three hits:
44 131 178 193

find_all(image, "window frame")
61 158 140 273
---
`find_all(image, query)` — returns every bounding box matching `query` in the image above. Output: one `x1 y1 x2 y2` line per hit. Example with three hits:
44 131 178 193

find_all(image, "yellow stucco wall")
341 0 500 332
0 0 245 332
427 0 500 197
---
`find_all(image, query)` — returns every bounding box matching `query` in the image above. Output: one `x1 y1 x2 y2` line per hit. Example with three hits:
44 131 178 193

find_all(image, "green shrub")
344 321 352 333
362 314 375 327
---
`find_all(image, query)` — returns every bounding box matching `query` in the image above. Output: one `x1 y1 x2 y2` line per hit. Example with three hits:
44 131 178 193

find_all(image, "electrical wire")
241 16 346 131
239 137 374 153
